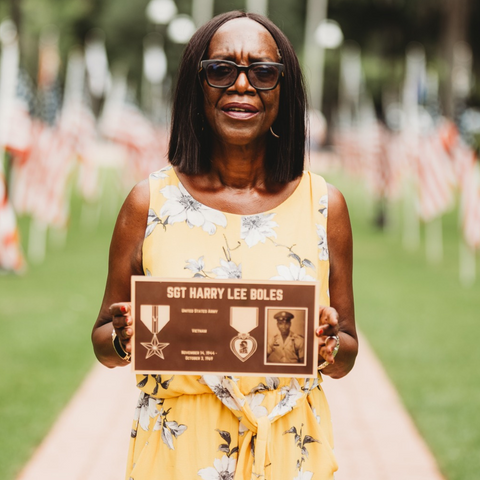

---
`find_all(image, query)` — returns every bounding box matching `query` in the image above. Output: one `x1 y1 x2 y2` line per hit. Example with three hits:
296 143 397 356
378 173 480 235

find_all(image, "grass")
325 172 480 480
1 170 479 480
0 188 122 480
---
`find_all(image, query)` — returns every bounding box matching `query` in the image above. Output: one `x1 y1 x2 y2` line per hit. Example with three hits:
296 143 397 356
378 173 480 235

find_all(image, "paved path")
16 334 444 480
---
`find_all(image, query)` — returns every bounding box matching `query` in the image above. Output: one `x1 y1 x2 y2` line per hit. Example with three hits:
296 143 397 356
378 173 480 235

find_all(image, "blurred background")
0 1 479 479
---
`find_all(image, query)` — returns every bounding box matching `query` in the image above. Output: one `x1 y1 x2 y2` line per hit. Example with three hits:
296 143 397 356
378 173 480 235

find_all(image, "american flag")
454 146 480 250
2 70 35 161
60 96 99 202
460 159 480 250
415 132 456 222
0 165 26 273
100 97 168 183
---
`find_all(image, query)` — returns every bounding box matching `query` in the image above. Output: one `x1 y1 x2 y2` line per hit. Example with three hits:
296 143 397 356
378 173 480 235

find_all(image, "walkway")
16 334 445 480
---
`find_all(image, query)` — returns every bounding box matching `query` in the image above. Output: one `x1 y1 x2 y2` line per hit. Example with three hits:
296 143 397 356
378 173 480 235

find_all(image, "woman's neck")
208 138 268 190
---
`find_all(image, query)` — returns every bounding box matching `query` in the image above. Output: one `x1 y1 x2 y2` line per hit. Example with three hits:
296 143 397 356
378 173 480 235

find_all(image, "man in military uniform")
267 311 304 364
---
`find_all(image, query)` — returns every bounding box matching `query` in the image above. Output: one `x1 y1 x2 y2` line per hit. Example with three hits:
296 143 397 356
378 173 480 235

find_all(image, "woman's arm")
91 179 150 368
316 183 358 379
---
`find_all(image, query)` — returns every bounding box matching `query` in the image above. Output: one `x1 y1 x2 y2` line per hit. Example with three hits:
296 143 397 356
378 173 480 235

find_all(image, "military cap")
274 311 294 321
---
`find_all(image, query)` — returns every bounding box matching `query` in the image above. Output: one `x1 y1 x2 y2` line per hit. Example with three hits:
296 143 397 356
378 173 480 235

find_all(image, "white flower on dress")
160 183 227 235
198 455 236 480
241 213 278 247
133 392 162 431
271 262 316 282
153 410 188 450
268 378 305 420
316 224 329 261
185 256 205 274
239 393 268 434
151 165 172 179
311 407 321 424
212 259 242 279
201 375 244 411
294 471 314 480
318 194 328 218
145 208 163 238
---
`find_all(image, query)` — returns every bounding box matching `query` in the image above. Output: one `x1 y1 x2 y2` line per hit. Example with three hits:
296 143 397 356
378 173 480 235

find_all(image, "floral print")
185 256 208 277
198 455 237 480
241 213 278 247
198 430 238 480
151 165 172 179
200 375 244 411
268 378 305 420
316 224 329 261
160 183 227 234
284 424 320 480
212 259 242 279
133 392 162 432
153 408 187 450
318 194 328 218
145 208 165 238
271 262 316 282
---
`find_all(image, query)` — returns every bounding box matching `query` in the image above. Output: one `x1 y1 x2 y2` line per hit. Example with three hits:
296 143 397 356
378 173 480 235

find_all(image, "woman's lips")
221 103 259 119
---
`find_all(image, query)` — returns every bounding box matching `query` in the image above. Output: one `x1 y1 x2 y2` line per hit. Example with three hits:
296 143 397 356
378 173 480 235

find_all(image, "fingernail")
316 328 324 336
121 305 127 313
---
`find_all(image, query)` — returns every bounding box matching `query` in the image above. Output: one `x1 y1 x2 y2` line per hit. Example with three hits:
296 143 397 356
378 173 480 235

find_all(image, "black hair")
168 11 307 183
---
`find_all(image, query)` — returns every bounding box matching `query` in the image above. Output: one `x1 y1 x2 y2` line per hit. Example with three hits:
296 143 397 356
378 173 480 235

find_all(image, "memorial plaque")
132 277 320 377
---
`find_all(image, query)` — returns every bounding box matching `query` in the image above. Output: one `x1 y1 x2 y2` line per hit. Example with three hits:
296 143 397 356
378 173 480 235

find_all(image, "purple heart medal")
229 307 259 362
140 305 170 359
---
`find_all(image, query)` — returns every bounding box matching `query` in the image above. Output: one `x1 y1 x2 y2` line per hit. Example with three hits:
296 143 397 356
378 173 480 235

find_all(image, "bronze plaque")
131 277 319 377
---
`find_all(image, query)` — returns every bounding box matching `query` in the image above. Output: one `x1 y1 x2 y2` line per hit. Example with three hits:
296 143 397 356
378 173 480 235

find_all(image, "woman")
92 10 357 480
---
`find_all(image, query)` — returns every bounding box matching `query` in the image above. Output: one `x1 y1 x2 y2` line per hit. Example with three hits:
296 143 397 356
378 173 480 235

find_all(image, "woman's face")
202 18 281 148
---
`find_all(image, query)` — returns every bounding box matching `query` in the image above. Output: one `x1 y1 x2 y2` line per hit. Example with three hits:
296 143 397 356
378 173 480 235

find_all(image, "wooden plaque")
131 277 319 377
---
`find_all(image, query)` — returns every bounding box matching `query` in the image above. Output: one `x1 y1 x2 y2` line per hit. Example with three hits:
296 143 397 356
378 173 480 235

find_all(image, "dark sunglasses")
199 59 284 91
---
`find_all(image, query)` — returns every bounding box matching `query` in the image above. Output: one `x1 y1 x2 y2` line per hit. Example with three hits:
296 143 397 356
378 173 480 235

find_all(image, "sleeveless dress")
126 165 337 480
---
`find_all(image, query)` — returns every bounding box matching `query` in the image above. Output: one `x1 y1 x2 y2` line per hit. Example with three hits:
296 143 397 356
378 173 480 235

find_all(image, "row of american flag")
0 33 169 274
333 115 480 275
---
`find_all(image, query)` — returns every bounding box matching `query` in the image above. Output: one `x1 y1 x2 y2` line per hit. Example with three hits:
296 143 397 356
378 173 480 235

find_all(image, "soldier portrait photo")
265 309 306 365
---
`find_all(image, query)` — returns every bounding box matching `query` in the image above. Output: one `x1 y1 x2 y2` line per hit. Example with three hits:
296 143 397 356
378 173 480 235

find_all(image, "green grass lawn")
1 171 479 480
327 172 480 480
0 190 122 480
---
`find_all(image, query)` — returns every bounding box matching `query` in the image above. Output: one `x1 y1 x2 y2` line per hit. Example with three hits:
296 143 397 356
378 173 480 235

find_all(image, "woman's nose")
231 71 254 93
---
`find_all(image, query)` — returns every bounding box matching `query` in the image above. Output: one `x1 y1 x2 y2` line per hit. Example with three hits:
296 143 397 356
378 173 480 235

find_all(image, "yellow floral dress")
126 165 337 480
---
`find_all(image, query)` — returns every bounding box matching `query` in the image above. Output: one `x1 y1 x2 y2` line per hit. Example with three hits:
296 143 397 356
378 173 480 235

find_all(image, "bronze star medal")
140 304 170 360
141 335 169 359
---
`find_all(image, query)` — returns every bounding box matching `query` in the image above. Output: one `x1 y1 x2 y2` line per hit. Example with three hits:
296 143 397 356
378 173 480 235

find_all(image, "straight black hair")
168 11 307 183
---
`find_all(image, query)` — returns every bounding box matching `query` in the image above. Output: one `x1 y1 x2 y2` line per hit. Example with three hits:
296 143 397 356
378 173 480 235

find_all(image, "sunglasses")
199 59 284 91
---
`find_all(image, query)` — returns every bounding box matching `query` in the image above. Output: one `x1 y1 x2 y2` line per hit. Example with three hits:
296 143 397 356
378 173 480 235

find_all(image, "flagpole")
28 218 47 264
425 217 443 264
402 177 420 251
459 240 476 286
401 44 426 252
303 0 328 112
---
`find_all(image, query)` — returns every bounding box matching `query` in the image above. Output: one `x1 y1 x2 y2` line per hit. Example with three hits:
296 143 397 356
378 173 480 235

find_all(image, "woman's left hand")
316 306 340 365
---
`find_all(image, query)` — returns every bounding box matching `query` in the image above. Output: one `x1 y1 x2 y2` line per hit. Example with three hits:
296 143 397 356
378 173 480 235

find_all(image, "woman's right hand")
110 302 133 354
